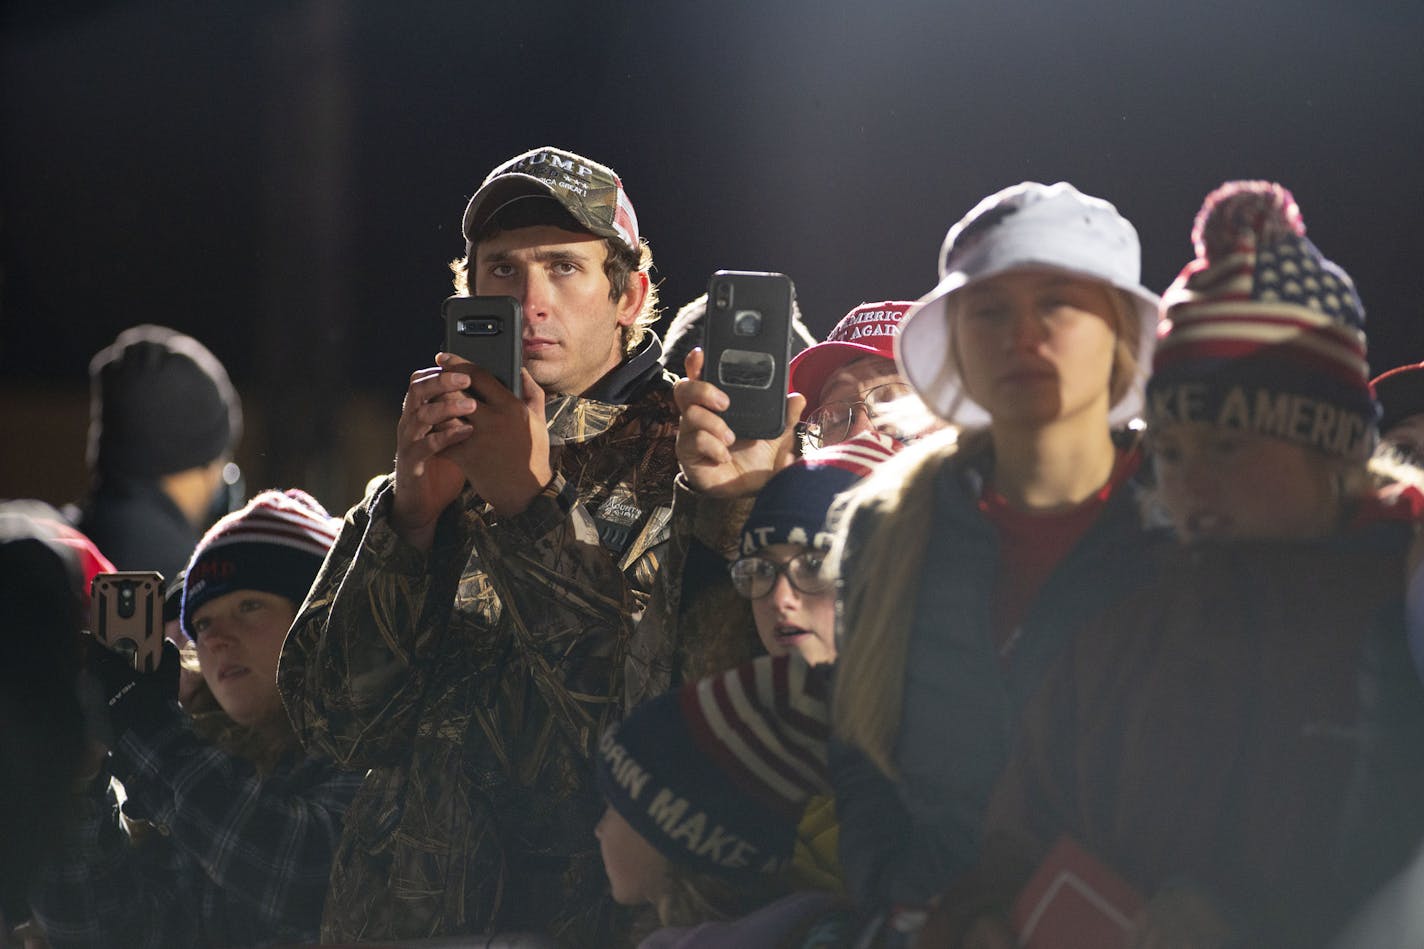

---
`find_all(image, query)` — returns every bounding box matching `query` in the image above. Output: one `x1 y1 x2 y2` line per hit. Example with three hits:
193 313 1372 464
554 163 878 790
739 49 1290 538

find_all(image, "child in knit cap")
29 489 364 948
729 432 900 669
596 654 848 947
1146 180 1423 540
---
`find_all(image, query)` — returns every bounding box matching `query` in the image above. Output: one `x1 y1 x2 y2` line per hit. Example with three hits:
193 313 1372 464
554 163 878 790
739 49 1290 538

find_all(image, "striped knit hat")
598 654 830 877
740 430 901 556
1147 181 1378 460
181 489 339 637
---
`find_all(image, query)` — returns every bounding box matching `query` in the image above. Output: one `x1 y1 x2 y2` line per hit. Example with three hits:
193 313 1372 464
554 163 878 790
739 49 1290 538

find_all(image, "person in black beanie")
74 324 243 581
29 489 363 949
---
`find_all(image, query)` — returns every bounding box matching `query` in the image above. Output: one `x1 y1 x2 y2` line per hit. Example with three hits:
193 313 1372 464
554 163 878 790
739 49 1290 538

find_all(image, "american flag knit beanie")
1147 181 1379 461
597 654 830 877
181 489 339 638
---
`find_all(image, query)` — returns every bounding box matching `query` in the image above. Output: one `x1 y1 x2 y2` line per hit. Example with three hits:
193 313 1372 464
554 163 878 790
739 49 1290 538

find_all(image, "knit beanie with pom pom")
1146 180 1378 460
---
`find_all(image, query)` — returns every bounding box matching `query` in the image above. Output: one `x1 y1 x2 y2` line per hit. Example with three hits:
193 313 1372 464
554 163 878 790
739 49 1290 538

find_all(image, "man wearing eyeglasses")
787 301 915 451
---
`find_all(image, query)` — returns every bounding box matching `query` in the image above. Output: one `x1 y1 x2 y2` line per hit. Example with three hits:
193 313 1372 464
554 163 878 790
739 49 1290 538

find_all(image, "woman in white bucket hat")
825 182 1168 929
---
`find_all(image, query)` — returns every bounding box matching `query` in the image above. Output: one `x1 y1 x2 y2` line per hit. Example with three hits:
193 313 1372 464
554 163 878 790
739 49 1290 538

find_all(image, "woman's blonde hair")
829 426 971 778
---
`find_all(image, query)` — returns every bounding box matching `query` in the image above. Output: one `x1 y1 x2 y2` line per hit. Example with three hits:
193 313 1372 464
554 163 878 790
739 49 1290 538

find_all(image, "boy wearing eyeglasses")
728 433 898 667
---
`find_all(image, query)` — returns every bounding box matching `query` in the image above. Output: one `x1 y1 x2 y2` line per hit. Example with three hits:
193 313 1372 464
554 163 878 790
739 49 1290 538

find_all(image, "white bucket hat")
895 181 1161 427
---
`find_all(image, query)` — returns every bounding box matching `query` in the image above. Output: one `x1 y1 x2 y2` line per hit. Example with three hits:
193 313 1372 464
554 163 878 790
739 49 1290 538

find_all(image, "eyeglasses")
728 551 833 599
799 383 912 449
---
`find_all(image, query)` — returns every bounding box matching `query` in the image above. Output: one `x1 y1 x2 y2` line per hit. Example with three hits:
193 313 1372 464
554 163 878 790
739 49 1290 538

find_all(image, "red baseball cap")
788 301 912 418
1372 361 1424 434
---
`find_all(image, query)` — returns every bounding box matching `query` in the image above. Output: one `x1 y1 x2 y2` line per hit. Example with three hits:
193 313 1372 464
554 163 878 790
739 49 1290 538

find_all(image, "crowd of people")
3 145 1424 949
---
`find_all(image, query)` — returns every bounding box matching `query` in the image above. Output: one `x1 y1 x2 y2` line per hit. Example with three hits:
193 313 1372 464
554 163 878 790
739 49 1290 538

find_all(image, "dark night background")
3 0 1422 513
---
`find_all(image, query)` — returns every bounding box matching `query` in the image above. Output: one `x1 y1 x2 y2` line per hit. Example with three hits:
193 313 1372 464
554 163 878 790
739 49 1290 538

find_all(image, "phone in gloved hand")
91 571 166 673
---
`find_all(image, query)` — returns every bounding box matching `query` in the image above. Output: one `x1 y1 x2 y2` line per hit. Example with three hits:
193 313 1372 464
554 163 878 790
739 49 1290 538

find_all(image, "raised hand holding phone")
90 571 165 672
674 347 804 499
442 295 523 399
392 361 477 551
700 270 795 440
434 356 552 518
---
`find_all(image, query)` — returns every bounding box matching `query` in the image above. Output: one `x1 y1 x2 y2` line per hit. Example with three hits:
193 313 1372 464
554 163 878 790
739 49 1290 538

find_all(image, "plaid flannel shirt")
30 707 363 948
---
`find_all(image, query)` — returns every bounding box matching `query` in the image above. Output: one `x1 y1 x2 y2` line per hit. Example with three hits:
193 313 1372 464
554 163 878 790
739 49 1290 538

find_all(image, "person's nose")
520 270 552 324
200 619 237 652
769 572 800 611
1175 451 1220 503
1008 304 1047 350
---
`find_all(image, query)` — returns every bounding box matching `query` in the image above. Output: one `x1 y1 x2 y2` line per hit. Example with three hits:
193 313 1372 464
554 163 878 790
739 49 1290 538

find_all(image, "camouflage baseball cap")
461 146 639 254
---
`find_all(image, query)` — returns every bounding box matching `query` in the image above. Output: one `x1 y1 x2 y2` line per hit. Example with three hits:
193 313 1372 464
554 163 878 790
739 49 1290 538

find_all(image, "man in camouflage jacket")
278 147 679 945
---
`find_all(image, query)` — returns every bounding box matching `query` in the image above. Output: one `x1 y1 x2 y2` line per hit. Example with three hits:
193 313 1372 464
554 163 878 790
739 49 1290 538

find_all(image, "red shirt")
979 448 1142 667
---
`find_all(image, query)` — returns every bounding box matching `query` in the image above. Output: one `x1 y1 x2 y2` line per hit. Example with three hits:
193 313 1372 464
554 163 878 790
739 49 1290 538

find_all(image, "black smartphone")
91 571 166 673
442 295 523 399
702 270 795 440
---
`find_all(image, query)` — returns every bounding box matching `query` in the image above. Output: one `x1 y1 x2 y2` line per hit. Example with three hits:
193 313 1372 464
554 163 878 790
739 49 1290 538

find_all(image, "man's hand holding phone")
434 354 553 519
674 348 804 499
392 363 480 551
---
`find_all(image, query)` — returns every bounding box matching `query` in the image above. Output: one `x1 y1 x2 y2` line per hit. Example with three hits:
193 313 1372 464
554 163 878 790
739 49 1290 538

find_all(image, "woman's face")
191 590 296 726
595 804 670 906
749 543 837 666
953 269 1121 429
1152 423 1337 541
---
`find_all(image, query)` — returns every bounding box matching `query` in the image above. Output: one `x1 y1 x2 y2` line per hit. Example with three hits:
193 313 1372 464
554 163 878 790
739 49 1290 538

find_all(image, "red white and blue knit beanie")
181 489 339 637
597 654 830 877
1147 181 1379 460
739 430 901 557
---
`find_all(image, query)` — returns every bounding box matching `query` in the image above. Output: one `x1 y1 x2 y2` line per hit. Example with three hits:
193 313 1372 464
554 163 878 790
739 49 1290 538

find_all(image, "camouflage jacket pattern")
623 476 758 712
278 381 679 945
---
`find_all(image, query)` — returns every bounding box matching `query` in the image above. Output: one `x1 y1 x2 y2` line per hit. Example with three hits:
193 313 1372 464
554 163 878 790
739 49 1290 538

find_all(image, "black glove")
86 636 181 741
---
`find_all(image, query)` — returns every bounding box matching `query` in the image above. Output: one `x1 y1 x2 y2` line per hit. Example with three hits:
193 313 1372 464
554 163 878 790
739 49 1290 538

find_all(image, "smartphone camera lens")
732 310 763 337
117 582 136 619
458 318 501 336
713 282 733 310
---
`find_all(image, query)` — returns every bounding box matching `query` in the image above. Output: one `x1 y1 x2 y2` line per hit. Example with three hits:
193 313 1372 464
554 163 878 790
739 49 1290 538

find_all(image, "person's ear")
616 271 650 328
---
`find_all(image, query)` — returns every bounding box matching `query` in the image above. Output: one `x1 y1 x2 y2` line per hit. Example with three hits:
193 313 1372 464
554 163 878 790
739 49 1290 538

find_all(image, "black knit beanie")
88 325 242 479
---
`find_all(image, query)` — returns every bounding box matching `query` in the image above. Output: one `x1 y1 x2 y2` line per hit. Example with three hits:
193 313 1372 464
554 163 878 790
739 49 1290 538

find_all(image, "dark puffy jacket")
830 434 1166 909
